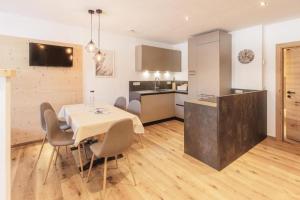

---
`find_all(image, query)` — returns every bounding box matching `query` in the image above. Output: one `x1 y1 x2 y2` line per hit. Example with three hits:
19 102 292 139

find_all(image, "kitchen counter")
132 89 188 96
130 89 188 102
184 90 267 170
185 98 217 107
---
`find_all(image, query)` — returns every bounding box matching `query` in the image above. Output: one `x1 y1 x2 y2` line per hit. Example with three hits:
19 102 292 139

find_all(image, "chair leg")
125 153 136 186
82 143 88 160
65 146 68 154
54 146 60 166
32 135 47 171
138 135 144 148
43 146 56 185
115 155 118 169
102 157 108 199
77 143 84 178
86 153 95 183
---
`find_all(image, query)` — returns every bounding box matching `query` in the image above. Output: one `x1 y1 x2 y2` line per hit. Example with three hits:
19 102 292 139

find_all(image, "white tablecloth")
58 103 144 146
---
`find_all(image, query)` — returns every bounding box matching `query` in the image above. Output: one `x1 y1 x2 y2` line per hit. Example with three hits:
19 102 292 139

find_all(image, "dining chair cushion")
89 118 134 158
44 109 75 146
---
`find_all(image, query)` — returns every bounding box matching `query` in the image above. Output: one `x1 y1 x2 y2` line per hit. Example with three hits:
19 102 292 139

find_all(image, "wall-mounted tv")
29 43 73 67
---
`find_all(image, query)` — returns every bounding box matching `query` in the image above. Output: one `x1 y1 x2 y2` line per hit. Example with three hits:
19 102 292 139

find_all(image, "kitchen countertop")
131 89 188 96
185 98 217 108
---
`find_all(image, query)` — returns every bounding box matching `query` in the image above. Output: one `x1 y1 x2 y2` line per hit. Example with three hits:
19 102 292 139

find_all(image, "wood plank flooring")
11 120 300 200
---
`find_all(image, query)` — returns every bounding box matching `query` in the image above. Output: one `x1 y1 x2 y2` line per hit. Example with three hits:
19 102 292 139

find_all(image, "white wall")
231 25 263 90
0 12 187 106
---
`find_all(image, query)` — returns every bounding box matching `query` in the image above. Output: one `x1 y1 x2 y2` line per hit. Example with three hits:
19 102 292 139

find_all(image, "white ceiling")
1 0 300 44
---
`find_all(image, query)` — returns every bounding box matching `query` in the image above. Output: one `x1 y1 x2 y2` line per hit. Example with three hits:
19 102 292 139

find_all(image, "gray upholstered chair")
32 102 71 171
127 100 141 117
114 96 127 110
86 119 136 198
40 102 70 131
127 100 143 147
43 109 75 184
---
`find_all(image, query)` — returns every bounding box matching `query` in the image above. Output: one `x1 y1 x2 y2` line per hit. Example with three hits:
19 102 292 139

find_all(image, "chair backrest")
127 100 141 117
100 119 134 157
114 96 127 110
44 109 61 144
40 102 55 132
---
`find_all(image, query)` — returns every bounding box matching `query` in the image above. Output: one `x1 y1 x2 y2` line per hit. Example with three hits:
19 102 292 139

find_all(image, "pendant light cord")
90 12 93 40
98 11 100 49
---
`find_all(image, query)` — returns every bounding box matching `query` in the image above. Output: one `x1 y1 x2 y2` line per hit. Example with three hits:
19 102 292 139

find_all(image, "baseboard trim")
11 139 43 148
143 117 184 126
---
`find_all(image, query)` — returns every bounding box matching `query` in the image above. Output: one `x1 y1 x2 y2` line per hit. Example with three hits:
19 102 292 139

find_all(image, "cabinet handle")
176 104 184 107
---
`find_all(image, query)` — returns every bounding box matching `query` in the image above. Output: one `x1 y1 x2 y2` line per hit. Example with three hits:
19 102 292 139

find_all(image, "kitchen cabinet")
175 93 188 119
188 30 231 98
141 93 175 123
135 45 181 72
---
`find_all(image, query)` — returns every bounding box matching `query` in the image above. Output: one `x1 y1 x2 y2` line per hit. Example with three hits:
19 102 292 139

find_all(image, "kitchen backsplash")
129 81 188 91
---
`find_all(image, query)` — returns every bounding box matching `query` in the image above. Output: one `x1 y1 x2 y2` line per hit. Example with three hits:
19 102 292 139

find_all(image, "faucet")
154 77 160 91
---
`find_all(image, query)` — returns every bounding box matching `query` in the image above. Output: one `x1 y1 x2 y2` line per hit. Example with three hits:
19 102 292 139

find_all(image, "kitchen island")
184 90 267 170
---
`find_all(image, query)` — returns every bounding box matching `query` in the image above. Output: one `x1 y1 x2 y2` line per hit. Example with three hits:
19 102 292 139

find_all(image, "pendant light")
94 9 104 63
85 10 96 53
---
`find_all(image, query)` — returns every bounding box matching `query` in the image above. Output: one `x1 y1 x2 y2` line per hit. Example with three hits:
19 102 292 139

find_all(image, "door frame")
276 41 300 141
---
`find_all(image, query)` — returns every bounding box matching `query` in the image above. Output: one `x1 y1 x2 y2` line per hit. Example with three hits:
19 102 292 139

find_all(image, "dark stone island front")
184 90 267 170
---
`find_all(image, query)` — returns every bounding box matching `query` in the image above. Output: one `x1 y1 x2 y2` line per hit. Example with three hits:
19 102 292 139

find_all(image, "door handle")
287 91 296 94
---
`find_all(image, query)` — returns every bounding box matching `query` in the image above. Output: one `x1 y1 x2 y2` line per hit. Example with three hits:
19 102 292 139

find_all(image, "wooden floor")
11 120 300 200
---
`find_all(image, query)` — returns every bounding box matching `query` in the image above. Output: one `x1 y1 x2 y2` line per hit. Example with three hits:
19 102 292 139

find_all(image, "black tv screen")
29 43 73 67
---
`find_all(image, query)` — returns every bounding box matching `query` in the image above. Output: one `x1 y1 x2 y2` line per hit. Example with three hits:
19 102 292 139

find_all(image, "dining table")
58 102 144 176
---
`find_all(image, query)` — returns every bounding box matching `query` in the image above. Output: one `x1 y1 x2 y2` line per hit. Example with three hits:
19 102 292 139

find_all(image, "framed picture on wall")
95 49 115 77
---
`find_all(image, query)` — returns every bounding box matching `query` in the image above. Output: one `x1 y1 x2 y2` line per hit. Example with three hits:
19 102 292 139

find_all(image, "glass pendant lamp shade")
86 10 96 53
94 50 104 63
85 40 96 53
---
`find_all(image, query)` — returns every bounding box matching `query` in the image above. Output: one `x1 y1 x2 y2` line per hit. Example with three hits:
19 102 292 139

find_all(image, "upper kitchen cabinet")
188 30 231 97
135 45 181 72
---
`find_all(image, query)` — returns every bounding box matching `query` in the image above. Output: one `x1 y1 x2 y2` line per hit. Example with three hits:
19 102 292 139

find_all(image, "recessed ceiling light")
185 16 189 21
260 1 267 7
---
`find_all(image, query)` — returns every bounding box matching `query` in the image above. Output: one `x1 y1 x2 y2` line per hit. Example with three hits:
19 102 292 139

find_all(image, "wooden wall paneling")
0 35 83 145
